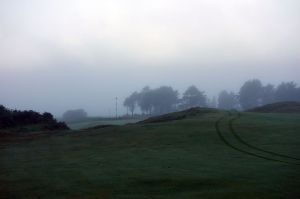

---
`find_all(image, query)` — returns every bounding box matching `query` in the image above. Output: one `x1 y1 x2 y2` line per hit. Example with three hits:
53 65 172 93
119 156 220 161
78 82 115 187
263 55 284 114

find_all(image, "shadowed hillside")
138 107 219 124
247 101 300 113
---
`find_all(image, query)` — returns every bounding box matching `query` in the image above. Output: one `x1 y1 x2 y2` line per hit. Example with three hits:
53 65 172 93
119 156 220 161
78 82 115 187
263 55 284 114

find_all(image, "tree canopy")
239 79 263 110
124 86 178 115
124 80 300 114
275 82 299 102
123 91 139 116
0 105 68 130
218 90 237 110
181 85 206 109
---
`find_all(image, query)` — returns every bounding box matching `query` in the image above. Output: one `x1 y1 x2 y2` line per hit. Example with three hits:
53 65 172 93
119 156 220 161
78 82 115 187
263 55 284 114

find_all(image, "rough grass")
0 112 300 199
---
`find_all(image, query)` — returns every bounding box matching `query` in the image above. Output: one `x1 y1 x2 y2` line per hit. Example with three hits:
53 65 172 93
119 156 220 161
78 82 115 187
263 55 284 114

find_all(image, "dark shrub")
0 105 69 131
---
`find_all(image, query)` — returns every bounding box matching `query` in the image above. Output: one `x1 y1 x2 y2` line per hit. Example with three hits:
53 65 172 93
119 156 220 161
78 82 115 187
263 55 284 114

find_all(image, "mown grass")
0 112 299 198
67 119 142 130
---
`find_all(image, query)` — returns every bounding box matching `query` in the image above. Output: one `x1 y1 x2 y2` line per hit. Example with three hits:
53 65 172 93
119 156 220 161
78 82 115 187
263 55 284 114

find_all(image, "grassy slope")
67 119 142 130
0 112 300 199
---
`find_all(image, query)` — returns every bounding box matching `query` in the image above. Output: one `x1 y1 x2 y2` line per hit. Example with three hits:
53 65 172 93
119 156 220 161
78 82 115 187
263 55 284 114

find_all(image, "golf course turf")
0 110 299 198
216 112 300 165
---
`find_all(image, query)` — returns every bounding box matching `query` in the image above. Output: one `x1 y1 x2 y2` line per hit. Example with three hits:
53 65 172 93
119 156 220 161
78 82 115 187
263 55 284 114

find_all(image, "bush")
0 105 69 131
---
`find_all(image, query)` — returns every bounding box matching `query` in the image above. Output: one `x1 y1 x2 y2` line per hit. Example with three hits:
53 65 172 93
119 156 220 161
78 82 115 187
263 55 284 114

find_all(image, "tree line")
0 105 68 130
237 80 300 109
123 79 300 115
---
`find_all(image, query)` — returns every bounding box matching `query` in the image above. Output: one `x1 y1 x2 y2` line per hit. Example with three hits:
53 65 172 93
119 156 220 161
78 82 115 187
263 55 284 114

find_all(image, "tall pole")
115 97 118 119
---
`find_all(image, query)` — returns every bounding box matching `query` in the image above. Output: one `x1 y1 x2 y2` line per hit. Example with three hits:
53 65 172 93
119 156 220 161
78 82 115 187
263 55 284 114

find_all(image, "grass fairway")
0 111 300 198
67 119 142 130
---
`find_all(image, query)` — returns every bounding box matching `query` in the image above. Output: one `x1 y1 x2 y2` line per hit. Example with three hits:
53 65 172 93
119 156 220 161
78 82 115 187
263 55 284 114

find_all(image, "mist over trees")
124 80 300 115
207 97 217 108
239 79 263 110
137 86 153 114
239 80 300 110
275 82 299 102
151 86 178 114
123 92 139 116
180 86 206 109
134 86 179 115
218 90 238 110
124 85 207 115
62 109 88 122
261 84 276 105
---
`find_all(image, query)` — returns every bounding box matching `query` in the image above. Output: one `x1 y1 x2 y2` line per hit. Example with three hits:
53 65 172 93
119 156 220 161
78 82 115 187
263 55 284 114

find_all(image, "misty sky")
0 0 300 117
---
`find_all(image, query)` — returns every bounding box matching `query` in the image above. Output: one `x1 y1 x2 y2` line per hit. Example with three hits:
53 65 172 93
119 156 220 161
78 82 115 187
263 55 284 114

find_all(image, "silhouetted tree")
151 86 178 114
261 84 276 105
218 90 237 110
181 85 206 109
123 91 139 116
128 86 178 115
239 79 263 110
0 105 68 130
42 112 54 121
0 105 13 128
137 86 153 114
275 82 299 102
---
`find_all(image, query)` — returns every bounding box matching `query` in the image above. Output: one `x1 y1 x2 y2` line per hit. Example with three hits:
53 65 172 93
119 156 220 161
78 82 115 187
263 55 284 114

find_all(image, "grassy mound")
247 101 300 113
138 107 218 124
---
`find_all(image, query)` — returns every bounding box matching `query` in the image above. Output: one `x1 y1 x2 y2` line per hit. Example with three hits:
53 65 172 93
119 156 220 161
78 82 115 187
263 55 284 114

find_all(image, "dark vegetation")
124 80 300 115
0 105 69 132
247 101 300 113
124 86 180 115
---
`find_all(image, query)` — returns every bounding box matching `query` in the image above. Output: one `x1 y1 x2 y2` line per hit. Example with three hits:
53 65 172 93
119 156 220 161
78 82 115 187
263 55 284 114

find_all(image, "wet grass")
0 112 299 198
67 119 141 130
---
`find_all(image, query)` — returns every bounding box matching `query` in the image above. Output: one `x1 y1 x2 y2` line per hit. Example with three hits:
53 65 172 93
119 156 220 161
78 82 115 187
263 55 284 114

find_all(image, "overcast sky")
0 0 299 116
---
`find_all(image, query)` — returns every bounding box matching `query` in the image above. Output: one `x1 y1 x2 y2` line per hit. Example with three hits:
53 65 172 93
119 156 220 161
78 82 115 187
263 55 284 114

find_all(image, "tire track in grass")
229 111 300 161
215 114 300 165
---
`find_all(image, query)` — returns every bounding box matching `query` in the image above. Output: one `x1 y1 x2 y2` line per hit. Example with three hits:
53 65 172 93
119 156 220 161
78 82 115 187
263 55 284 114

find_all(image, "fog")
0 0 299 117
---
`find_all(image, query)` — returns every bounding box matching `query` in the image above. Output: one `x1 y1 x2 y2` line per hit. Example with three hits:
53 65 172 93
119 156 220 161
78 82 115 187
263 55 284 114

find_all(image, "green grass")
0 112 300 198
67 119 142 130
